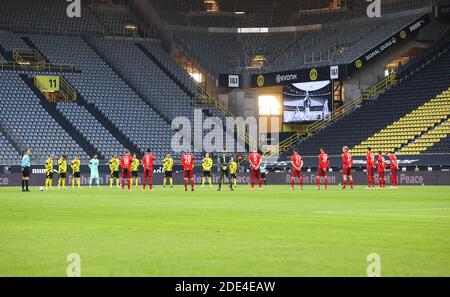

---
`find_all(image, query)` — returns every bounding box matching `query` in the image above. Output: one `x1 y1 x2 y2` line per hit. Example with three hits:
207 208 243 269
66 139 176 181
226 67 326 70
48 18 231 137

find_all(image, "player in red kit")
316 148 330 190
142 148 155 191
388 150 398 189
366 147 376 189
377 151 386 189
248 149 262 190
290 148 303 190
342 146 353 190
181 149 195 191
120 150 133 191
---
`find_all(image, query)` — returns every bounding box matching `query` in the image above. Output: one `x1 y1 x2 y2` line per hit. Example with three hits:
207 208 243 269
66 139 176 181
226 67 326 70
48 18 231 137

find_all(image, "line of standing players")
42 145 398 191
105 147 265 192
289 146 399 190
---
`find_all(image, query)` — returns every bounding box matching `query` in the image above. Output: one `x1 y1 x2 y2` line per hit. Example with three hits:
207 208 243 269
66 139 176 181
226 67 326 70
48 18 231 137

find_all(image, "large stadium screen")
282 80 332 123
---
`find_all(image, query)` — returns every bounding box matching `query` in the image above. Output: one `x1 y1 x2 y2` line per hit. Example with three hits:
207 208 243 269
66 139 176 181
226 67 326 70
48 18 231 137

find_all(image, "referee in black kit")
21 148 31 192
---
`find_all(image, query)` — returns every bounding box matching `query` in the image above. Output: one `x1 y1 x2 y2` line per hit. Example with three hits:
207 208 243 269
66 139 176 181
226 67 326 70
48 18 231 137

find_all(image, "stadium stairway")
398 88 450 155
19 74 100 160
399 118 450 155
73 91 142 156
135 43 196 98
0 121 22 157
135 42 245 147
20 37 51 62
82 36 172 127
0 45 10 60
136 41 257 150
135 42 218 119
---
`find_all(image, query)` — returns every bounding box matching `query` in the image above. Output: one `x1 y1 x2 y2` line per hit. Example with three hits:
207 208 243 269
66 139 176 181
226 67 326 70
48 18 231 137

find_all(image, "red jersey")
120 153 133 170
142 153 155 169
366 152 376 168
389 153 398 169
319 152 330 169
291 153 303 170
248 152 262 170
181 153 194 170
342 151 353 168
378 155 386 172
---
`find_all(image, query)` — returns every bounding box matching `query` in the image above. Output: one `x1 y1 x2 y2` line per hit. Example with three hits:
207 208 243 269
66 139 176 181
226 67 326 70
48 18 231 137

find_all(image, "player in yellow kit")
71 154 81 188
162 153 174 188
202 153 213 188
58 155 67 189
44 153 55 189
229 157 238 188
109 154 120 188
131 153 140 187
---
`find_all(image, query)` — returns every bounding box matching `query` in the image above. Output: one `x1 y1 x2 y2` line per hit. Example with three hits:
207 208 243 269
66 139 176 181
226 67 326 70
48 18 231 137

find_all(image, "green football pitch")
0 185 449 276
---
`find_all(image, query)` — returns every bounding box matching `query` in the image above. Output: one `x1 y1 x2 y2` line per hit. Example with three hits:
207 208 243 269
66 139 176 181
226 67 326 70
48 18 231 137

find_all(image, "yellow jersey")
58 158 67 174
230 161 237 174
45 158 53 174
109 157 119 172
202 157 213 171
162 157 174 172
71 159 80 173
131 158 139 171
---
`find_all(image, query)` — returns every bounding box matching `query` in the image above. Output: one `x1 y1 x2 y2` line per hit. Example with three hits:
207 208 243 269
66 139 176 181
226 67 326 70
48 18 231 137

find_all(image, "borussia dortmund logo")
309 68 318 81
400 30 407 39
355 59 363 69
257 75 265 87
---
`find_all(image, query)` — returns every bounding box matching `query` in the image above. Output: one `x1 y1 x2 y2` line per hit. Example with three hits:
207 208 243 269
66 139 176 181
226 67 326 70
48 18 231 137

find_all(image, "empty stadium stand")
25 34 175 161
148 0 431 28
174 12 425 76
287 38 450 157
352 86 450 155
0 73 89 163
398 89 450 155
0 0 448 168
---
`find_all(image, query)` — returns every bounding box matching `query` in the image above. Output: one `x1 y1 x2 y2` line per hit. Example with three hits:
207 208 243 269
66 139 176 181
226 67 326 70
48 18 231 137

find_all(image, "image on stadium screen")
0 0 450 285
283 80 332 123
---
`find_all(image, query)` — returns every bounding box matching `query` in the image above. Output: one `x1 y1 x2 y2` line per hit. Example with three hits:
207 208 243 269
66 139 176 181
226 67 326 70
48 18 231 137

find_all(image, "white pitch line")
315 208 450 214
314 212 450 219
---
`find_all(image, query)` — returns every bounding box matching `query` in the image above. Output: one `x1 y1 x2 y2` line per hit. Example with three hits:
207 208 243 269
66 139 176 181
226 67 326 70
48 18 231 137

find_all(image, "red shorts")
250 168 261 179
317 167 327 177
183 169 193 178
291 168 302 178
378 170 385 179
144 168 153 178
343 167 352 176
391 168 397 176
367 167 374 177
122 168 131 179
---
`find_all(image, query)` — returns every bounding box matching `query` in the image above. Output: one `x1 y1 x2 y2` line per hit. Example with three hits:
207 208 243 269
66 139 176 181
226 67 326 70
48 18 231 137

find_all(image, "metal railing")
33 76 77 102
306 72 398 136
60 76 77 101
0 120 23 155
0 60 75 72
